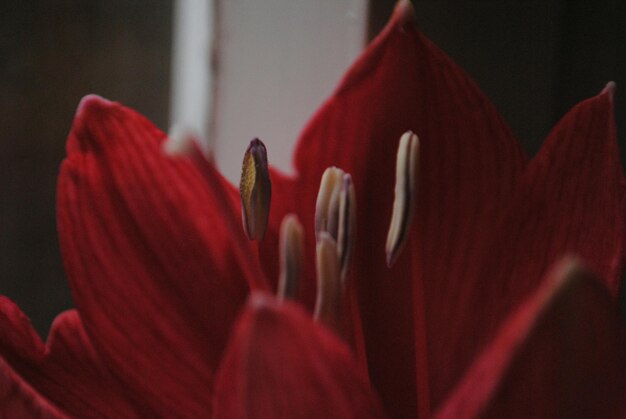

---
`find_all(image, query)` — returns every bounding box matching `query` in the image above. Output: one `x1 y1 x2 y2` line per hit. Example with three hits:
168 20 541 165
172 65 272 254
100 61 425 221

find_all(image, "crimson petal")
213 293 387 419
442 83 626 409
482 83 624 294
0 357 67 419
57 95 269 416
269 2 526 416
435 258 626 418
0 297 138 417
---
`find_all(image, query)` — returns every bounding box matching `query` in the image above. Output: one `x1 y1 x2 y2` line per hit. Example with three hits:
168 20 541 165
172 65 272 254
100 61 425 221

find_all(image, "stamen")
315 167 357 281
315 167 344 240
239 138 271 240
277 214 304 301
337 174 356 280
314 232 342 332
386 130 419 267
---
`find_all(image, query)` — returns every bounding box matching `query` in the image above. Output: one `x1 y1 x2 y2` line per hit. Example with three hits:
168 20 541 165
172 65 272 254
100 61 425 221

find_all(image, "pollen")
240 138 271 240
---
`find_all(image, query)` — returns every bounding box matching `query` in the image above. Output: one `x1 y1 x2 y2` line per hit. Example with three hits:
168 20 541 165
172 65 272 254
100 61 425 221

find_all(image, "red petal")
269 2 526 416
57 95 269 415
0 297 138 417
440 84 626 409
487 83 623 293
435 258 626 419
213 293 387 419
44 311 144 417
0 357 67 419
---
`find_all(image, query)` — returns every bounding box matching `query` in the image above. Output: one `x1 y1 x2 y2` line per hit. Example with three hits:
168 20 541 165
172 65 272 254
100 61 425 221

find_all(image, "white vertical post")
170 0 214 148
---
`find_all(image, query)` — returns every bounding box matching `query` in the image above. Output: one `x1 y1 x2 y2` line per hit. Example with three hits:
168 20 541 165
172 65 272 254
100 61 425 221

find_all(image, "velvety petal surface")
268 2 526 416
213 293 386 419
436 258 626 419
57 96 269 416
444 83 626 409
0 357 67 419
0 297 138 417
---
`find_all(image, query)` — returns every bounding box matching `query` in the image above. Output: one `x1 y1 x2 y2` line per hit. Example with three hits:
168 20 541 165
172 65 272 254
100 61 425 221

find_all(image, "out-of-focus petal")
0 297 139 417
57 95 269 416
485 83 623 293
436 258 626 419
441 84 626 410
213 293 387 419
0 357 67 419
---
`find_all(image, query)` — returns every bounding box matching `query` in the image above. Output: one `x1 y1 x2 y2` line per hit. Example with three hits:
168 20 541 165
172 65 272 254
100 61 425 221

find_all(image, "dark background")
0 1 624 336
0 1 172 335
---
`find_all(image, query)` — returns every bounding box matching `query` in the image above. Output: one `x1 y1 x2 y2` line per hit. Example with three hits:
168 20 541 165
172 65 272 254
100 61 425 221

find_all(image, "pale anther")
315 167 344 240
277 214 304 301
315 167 357 281
314 232 342 333
386 130 419 267
337 174 356 281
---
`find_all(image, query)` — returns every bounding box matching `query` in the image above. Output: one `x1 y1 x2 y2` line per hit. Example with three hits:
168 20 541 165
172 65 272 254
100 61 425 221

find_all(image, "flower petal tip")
549 255 584 285
393 0 417 27
164 124 196 156
601 81 616 101
248 292 279 311
75 94 113 119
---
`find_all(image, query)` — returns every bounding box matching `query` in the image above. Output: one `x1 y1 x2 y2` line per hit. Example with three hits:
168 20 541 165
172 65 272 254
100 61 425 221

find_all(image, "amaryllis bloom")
1 1 625 418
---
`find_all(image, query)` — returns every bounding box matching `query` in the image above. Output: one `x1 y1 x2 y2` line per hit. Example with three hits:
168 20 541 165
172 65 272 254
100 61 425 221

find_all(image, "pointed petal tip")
601 81 616 101
69 95 118 155
436 255 625 419
248 292 279 311
547 255 586 288
75 94 113 118
163 124 196 156
393 0 417 27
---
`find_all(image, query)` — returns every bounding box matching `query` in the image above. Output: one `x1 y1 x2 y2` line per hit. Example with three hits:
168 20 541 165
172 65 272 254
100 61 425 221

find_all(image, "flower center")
237 131 419 339
164 128 419 342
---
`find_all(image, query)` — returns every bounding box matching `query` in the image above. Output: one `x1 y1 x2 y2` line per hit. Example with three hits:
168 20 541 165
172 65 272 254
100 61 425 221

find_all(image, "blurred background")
0 0 624 336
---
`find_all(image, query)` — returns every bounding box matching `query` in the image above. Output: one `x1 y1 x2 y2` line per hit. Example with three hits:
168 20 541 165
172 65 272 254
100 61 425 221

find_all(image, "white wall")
171 0 369 183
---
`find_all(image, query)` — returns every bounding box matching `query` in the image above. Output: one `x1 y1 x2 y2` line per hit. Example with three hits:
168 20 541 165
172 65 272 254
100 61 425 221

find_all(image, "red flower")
1 1 624 417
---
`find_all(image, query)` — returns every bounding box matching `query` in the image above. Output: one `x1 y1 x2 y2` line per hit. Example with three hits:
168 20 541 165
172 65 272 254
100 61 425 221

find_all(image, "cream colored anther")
386 130 419 267
315 167 356 281
277 214 304 301
313 232 342 333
